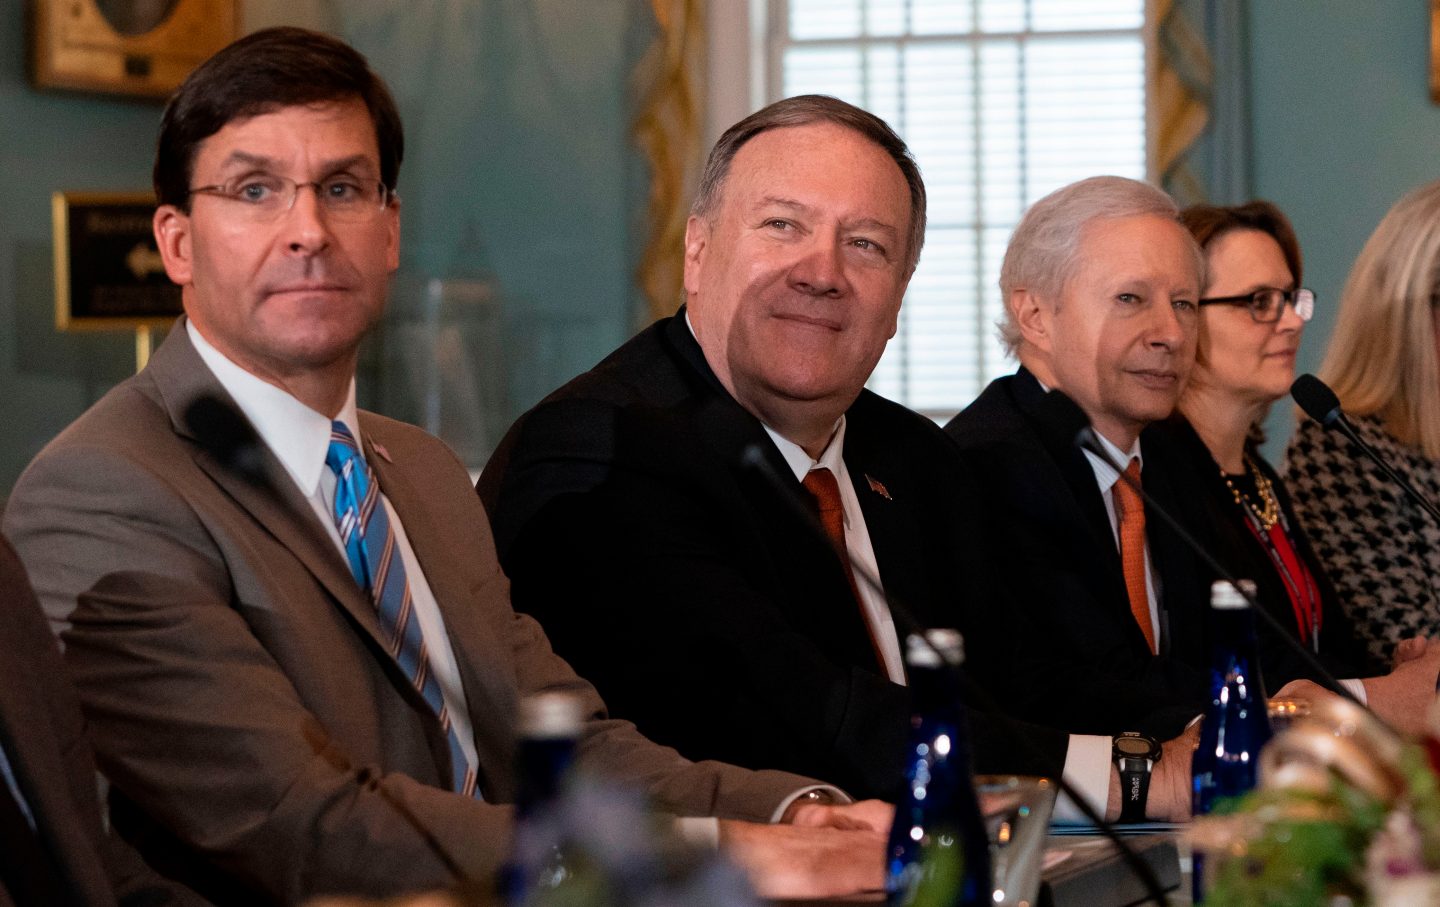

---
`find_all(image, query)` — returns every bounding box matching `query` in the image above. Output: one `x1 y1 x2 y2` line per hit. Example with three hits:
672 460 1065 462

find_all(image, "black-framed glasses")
1198 287 1315 323
187 174 394 223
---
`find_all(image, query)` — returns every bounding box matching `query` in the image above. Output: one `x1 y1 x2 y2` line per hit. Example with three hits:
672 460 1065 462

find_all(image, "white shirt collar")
1082 429 1143 495
186 320 361 497
764 418 847 482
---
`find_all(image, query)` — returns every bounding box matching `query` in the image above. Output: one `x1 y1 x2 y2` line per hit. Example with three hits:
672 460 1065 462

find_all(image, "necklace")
1222 455 1281 530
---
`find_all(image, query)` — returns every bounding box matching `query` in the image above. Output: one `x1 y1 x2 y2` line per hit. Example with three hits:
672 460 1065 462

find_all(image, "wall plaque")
28 0 237 99
53 192 181 331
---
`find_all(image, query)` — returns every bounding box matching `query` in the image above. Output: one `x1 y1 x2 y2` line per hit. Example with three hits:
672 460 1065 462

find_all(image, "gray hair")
692 94 927 274
997 175 1201 354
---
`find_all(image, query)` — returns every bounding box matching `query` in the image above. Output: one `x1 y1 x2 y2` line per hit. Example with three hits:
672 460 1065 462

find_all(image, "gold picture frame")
1432 0 1440 103
28 0 237 100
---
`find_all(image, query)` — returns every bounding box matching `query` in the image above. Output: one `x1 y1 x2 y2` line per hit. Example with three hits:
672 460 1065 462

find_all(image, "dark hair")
1180 200 1302 285
691 95 927 273
153 27 403 210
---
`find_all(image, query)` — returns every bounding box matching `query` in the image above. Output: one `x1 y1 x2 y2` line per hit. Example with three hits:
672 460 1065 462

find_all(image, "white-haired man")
947 176 1208 823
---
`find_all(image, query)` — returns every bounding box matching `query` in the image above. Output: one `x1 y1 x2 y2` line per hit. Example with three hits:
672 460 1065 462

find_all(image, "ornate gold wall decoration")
633 0 704 322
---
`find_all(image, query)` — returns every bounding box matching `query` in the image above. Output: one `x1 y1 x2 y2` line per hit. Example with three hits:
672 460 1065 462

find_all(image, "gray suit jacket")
3 323 810 906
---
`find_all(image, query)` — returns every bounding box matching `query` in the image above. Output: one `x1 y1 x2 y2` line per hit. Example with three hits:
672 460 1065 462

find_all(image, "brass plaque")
29 0 237 100
53 192 182 331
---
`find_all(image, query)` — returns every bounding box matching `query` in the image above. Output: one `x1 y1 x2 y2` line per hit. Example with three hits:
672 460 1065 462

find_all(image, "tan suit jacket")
3 323 810 906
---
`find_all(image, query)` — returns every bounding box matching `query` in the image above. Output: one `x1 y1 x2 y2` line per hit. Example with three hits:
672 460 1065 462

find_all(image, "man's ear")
384 195 401 273
153 205 193 286
682 214 709 300
1012 288 1054 354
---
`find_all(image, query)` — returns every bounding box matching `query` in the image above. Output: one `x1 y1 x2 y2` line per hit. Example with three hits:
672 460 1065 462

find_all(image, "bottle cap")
519 692 584 740
905 629 964 667
1210 579 1256 610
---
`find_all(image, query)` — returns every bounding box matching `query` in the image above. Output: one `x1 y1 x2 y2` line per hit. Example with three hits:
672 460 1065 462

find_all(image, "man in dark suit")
480 100 1193 821
947 179 1440 817
0 535 196 907
3 29 887 906
945 176 1216 821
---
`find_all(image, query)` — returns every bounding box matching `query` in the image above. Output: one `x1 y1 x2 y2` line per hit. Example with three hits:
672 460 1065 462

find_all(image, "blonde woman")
1284 180 1440 666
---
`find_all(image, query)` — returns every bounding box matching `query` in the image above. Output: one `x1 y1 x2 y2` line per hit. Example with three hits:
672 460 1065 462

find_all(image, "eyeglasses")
1197 287 1315 323
187 174 394 223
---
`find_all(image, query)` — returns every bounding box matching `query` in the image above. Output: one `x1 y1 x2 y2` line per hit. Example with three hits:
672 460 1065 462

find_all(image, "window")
768 0 1147 418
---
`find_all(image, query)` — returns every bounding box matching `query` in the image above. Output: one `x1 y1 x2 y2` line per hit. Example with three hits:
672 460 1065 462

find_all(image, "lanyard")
1237 504 1324 653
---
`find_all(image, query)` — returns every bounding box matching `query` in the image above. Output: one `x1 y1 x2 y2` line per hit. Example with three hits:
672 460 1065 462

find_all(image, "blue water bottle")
885 630 991 906
1192 579 1273 814
503 692 582 904
1192 579 1273 901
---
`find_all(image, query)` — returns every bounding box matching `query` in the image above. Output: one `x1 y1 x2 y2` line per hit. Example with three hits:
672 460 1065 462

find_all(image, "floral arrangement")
1191 698 1440 906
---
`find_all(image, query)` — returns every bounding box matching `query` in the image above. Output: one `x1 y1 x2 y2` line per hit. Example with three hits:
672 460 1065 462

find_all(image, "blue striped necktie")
324 421 479 798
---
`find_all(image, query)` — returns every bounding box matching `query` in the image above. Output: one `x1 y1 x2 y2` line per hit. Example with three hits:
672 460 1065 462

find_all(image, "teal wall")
343 0 653 413
0 0 654 498
0 2 157 498
1249 1 1440 451
7 1 1428 493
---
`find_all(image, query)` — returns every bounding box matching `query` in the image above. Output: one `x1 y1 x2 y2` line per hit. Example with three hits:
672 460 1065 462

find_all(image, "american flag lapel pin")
865 474 892 501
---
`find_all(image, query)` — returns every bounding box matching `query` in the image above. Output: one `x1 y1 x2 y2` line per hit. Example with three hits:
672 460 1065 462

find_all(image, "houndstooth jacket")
1283 413 1440 665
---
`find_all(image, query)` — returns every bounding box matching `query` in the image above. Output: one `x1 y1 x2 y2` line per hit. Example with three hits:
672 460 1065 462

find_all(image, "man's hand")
1105 721 1198 822
718 820 887 899
1354 639 1440 736
786 798 894 833
1392 635 1431 668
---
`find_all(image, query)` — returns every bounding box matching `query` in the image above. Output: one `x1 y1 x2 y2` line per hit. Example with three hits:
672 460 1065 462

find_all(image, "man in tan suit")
3 27 886 907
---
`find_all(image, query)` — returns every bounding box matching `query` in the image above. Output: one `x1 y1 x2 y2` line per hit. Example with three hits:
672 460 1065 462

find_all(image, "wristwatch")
1112 731 1161 824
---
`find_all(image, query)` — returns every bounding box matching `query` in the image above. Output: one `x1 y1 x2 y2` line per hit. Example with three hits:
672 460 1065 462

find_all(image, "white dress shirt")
186 322 480 778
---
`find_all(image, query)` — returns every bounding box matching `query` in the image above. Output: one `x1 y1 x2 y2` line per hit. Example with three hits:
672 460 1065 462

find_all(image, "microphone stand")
740 445 1173 906
1315 418 1440 528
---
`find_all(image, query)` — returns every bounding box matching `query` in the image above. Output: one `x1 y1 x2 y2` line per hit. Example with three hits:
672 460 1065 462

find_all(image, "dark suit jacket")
3 322 811 906
479 312 1066 801
1146 415 1381 681
944 369 1210 739
0 534 196 907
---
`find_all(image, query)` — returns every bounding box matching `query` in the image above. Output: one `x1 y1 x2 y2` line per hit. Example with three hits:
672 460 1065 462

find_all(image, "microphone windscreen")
1291 374 1342 425
1032 388 1093 450
184 395 267 485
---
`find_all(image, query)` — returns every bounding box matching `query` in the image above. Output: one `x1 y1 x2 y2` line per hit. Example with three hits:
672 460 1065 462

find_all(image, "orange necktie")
1113 458 1157 654
802 468 884 669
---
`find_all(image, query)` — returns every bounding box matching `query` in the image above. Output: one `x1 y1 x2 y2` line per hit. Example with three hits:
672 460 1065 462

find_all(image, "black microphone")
1291 374 1440 526
738 442 1171 907
1290 374 1343 427
183 394 270 486
1039 389 1367 711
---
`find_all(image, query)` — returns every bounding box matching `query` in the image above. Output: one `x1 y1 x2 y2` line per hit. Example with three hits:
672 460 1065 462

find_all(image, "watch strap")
1117 756 1152 823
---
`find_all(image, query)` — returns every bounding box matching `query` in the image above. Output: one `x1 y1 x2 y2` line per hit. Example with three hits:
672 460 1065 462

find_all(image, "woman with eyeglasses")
1149 201 1384 691
1285 181 1440 668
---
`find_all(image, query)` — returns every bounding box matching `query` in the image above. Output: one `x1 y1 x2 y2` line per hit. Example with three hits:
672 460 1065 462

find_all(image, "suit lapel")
841 408 922 619
359 423 515 789
662 315 881 667
1011 369 1124 575
146 323 394 663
